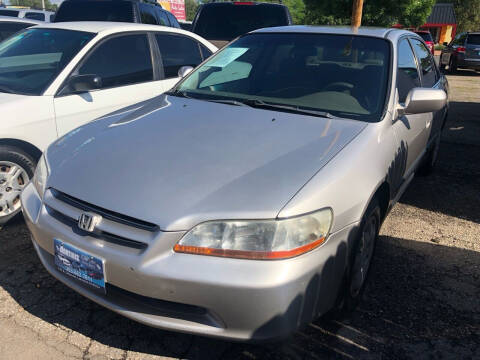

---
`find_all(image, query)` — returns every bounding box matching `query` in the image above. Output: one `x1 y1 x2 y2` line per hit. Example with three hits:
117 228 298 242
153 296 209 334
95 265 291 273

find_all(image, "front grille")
45 205 148 250
51 189 158 232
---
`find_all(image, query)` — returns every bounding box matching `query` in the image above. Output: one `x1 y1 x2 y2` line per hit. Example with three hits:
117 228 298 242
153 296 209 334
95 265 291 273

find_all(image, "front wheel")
342 200 381 311
0 146 36 226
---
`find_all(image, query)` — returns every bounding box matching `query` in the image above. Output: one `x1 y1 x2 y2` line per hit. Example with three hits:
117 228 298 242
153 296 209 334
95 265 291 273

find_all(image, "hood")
46 95 367 231
0 92 29 106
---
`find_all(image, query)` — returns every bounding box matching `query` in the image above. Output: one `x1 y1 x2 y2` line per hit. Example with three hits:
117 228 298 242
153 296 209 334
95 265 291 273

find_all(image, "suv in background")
54 0 180 28
0 8 54 22
192 1 292 48
415 30 434 54
440 32 480 72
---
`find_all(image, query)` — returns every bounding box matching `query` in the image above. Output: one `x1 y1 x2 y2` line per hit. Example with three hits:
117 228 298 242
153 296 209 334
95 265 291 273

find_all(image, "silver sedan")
21 26 448 341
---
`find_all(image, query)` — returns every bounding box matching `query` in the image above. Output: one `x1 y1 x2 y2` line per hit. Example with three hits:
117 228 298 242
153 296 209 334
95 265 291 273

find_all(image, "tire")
342 199 381 312
0 146 36 227
417 135 441 176
448 57 458 73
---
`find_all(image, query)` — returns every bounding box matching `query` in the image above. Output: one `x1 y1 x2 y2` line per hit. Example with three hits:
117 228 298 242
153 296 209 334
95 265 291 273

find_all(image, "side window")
452 34 466 46
25 12 45 21
397 38 421 102
77 34 153 89
200 44 212 60
156 10 169 26
410 38 438 87
139 4 158 25
155 34 203 78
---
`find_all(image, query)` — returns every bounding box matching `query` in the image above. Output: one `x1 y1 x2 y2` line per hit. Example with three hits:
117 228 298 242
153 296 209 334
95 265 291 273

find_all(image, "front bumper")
21 183 356 341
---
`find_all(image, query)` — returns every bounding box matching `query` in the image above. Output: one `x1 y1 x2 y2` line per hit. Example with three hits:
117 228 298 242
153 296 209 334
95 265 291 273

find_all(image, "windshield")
54 1 134 22
175 33 391 122
0 28 95 95
416 32 433 42
193 5 289 41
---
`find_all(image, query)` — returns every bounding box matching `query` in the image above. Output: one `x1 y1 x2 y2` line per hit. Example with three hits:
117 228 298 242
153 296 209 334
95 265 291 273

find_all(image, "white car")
0 21 216 225
0 8 54 22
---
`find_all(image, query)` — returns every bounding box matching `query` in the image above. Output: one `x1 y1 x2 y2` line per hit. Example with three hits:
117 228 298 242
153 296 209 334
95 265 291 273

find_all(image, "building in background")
393 3 457 44
419 3 457 44
158 0 185 21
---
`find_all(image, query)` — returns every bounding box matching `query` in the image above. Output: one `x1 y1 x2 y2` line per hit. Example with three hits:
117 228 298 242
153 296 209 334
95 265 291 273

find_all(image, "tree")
185 0 198 22
282 0 306 25
8 0 57 11
438 0 480 32
305 0 436 28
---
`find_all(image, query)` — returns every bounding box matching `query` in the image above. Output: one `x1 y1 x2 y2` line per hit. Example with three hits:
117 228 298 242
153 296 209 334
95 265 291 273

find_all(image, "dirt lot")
1 72 479 360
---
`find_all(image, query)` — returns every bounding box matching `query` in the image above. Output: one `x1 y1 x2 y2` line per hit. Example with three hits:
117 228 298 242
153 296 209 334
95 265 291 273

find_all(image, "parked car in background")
0 16 42 41
415 30 434 54
22 26 447 341
192 1 292 48
54 0 180 28
0 22 216 225
440 32 480 72
0 8 54 22
178 20 192 32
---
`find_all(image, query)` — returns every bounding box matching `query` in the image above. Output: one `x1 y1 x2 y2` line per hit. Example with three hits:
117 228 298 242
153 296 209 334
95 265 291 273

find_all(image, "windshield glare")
176 33 391 122
0 28 94 95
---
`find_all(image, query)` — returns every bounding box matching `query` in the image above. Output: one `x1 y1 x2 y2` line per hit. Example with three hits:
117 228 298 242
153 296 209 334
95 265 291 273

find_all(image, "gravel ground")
0 72 479 360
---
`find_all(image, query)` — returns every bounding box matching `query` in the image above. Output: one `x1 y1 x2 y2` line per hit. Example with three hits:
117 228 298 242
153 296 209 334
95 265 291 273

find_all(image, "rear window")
25 12 45 21
54 1 134 22
193 4 289 41
0 10 20 17
467 34 480 45
416 32 433 42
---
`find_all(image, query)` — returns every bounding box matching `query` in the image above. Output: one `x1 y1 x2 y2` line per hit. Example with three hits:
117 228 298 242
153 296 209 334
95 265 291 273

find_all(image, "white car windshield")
176 33 391 122
0 28 95 95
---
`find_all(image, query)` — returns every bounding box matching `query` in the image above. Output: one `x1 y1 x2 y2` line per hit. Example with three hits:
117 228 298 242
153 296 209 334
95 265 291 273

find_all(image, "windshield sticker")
206 47 249 68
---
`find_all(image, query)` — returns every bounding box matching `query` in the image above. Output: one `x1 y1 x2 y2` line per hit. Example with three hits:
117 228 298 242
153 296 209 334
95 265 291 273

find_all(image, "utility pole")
42 0 46 10
351 0 364 28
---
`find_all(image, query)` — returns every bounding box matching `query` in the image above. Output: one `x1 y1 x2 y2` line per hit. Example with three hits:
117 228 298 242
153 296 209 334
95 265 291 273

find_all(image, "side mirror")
398 88 447 116
67 74 102 94
178 66 194 78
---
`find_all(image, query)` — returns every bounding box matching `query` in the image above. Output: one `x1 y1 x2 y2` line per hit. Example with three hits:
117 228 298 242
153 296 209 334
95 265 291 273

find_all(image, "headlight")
174 208 333 260
33 155 48 199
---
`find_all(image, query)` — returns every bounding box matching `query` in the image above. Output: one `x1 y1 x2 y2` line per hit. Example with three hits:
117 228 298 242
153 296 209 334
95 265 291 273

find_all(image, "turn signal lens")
174 209 333 260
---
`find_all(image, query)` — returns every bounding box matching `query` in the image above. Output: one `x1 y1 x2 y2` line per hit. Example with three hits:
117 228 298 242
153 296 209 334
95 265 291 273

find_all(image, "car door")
393 37 430 180
53 33 168 137
154 32 208 90
440 33 466 66
409 38 446 143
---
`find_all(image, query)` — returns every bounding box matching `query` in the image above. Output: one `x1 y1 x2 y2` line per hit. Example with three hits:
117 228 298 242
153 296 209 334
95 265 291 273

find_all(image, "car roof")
201 1 286 6
32 21 186 34
0 15 43 24
252 25 412 39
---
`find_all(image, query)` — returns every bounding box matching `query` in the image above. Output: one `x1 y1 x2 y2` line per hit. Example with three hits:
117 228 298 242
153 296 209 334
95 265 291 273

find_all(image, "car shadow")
0 215 479 359
398 100 480 224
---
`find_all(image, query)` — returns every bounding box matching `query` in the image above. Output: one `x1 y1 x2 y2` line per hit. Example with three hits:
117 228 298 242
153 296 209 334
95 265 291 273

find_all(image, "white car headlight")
32 155 48 199
174 208 333 260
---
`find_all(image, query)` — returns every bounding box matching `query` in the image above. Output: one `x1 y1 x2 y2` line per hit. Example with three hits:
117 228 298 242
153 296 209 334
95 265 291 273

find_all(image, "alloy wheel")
0 161 30 218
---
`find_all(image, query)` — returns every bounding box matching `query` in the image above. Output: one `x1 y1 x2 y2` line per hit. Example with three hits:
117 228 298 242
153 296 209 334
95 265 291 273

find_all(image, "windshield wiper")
205 99 248 107
165 90 193 99
240 99 335 119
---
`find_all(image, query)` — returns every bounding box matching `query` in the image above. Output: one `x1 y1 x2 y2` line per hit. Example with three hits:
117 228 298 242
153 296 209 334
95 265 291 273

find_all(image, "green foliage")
185 0 198 22
304 0 436 28
8 0 57 11
438 0 480 32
